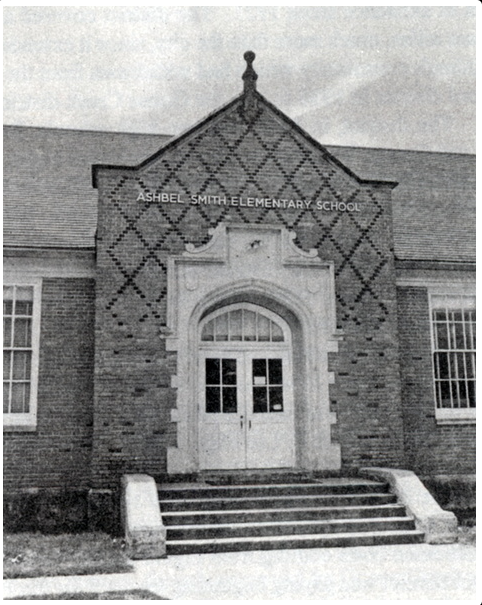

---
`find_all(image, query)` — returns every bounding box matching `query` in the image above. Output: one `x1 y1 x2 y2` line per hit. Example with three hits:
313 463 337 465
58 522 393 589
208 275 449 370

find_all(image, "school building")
4 53 475 544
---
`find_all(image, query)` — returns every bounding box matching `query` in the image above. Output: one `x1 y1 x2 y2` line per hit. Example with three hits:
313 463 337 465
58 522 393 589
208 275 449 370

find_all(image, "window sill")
3 418 37 432
435 409 475 425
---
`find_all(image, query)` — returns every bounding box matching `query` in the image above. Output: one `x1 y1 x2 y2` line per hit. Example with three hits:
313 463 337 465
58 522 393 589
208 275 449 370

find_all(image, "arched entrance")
165 222 342 474
198 303 295 470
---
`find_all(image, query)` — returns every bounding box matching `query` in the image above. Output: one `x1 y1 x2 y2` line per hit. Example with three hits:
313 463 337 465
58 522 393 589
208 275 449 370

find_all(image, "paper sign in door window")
254 376 266 385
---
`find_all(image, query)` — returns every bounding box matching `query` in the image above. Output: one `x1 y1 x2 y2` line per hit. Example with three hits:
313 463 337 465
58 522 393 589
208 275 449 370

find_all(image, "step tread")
160 492 392 505
161 503 404 517
166 529 424 546
166 516 414 531
160 479 385 491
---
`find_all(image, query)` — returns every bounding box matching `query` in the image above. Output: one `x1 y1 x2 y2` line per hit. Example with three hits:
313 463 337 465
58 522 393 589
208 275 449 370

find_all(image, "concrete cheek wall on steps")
360 467 458 544
121 474 167 559
121 469 454 559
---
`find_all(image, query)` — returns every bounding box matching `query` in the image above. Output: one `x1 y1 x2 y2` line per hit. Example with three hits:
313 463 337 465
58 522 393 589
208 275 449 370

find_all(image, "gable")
93 90 396 195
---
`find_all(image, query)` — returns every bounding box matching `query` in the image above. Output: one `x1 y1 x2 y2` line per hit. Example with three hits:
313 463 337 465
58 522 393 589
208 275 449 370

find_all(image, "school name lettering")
136 192 361 212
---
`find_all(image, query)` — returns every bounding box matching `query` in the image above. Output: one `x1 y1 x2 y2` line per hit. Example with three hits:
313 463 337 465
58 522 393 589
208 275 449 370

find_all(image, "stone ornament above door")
165 222 342 474
183 222 324 268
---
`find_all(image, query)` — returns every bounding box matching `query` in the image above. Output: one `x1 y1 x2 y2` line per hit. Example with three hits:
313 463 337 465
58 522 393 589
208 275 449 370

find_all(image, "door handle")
240 415 244 429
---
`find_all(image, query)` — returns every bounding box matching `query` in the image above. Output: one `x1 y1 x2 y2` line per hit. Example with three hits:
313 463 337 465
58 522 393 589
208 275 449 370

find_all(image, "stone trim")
360 467 457 544
121 475 166 559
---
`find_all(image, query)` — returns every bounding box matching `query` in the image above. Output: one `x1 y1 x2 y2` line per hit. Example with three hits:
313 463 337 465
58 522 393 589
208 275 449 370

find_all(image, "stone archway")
165 223 342 474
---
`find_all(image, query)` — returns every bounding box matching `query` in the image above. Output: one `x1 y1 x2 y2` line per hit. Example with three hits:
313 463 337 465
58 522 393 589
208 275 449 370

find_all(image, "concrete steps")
158 478 424 555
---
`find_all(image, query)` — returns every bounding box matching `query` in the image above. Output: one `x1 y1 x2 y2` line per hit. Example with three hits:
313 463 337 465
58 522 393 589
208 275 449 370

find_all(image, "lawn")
3 532 133 579
10 590 166 599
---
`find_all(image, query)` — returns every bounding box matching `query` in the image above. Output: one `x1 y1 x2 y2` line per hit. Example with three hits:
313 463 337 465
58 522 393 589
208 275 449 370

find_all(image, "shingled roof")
3 125 475 263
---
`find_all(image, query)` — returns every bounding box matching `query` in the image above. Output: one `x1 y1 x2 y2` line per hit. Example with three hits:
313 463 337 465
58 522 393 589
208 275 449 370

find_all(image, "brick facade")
4 278 95 490
3 91 475 515
92 94 406 486
397 285 475 474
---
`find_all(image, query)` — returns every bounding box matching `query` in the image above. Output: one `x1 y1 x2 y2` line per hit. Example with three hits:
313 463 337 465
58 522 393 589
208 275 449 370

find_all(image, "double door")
199 349 295 469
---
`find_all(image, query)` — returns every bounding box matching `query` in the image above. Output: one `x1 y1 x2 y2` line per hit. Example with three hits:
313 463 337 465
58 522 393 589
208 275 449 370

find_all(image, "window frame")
3 276 42 431
199 303 291 347
429 289 475 424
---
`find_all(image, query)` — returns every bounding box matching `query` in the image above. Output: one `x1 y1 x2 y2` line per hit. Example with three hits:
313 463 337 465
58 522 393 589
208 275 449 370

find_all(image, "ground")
3 532 132 579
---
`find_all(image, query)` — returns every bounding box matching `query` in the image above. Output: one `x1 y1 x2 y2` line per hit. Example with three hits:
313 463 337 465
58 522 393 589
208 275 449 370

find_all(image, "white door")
245 351 294 468
199 352 246 470
198 304 296 470
199 350 295 469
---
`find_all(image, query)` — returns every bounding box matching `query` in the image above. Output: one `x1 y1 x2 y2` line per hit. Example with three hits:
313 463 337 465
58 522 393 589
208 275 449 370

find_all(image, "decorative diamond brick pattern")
100 101 392 328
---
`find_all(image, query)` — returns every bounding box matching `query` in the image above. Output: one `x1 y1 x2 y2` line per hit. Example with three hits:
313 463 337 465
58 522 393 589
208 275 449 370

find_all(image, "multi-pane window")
3 281 40 427
201 308 284 342
205 358 238 414
431 295 475 413
252 358 284 413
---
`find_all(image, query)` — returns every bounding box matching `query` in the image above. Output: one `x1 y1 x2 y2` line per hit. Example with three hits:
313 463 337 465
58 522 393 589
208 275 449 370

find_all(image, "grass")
10 590 166 599
3 532 133 579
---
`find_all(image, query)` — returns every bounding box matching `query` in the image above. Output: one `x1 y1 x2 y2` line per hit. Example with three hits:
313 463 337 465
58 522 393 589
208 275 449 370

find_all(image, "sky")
3 5 476 153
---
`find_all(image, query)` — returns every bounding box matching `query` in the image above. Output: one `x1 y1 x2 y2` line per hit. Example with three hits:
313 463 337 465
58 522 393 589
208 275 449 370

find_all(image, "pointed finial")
242 51 258 93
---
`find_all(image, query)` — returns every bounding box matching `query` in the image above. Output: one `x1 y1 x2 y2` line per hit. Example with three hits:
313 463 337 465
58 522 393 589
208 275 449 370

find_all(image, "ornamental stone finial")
242 51 258 93
242 51 258 121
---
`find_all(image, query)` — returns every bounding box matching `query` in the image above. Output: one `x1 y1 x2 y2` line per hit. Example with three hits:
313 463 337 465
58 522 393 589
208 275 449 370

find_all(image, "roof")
328 145 475 264
3 125 475 263
3 126 170 249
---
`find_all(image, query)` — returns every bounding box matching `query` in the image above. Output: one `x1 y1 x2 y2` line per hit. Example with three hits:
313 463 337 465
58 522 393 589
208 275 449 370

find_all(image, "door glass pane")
206 358 220 385
253 387 268 413
268 359 283 384
253 359 267 381
222 359 237 386
269 387 284 412
230 310 242 341
206 386 221 413
222 387 237 413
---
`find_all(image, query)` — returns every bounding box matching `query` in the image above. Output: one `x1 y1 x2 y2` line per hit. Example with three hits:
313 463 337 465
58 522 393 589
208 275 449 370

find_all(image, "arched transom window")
200 304 287 343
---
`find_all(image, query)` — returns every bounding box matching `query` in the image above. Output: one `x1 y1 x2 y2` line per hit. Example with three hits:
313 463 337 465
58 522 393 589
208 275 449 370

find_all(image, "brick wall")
92 96 406 485
3 278 95 489
397 286 475 474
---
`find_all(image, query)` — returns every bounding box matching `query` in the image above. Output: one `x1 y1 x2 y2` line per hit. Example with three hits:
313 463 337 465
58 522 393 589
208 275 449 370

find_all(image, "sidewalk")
3 542 477 600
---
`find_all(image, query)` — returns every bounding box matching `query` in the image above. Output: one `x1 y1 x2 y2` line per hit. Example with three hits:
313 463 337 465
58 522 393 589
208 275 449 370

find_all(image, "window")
201 306 285 343
3 280 41 430
431 294 475 423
